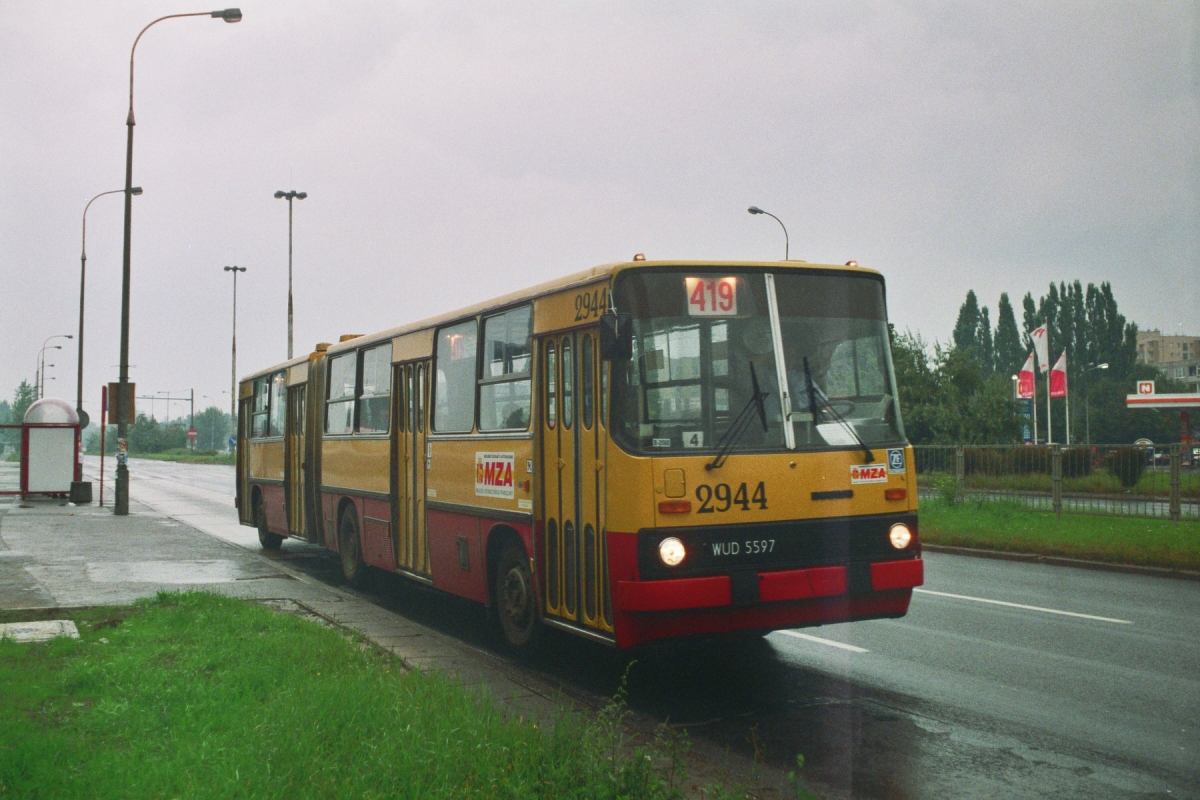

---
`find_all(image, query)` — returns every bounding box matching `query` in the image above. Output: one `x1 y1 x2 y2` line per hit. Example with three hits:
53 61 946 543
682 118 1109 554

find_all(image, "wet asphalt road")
88 457 1200 798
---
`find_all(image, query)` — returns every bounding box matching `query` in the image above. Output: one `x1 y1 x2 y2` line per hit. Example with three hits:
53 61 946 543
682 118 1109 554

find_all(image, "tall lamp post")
1085 362 1109 445
224 266 246 436
79 187 142 425
37 335 72 399
274 190 306 359
748 206 789 260
114 7 242 516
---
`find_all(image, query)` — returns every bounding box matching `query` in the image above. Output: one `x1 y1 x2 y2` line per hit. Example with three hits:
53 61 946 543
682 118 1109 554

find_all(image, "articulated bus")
236 259 923 649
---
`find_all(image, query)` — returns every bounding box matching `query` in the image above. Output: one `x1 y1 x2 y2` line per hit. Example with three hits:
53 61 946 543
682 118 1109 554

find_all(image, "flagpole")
1065 376 1071 446
1033 368 1038 444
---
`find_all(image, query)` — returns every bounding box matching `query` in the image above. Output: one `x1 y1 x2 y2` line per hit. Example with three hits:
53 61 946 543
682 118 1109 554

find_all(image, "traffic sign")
227 435 237 450
187 428 198 440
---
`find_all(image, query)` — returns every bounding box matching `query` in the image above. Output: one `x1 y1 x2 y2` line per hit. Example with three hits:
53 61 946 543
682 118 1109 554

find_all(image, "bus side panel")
361 496 394 570
260 483 287 535
427 510 487 603
320 490 341 553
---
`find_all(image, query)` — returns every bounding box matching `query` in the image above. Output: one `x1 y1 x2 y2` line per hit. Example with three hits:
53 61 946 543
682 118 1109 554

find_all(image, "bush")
935 473 960 506
1060 447 1094 478
1105 447 1146 488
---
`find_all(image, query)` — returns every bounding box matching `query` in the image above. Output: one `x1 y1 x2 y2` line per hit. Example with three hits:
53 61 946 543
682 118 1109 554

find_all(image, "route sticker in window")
850 463 888 484
682 431 705 448
476 452 515 499
685 277 737 316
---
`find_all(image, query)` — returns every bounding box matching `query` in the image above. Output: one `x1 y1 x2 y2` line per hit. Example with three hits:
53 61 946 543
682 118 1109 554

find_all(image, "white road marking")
775 629 870 653
914 588 1132 624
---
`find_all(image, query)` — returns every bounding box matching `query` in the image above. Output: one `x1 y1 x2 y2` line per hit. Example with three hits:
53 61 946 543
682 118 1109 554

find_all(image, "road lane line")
775 630 869 652
913 588 1132 624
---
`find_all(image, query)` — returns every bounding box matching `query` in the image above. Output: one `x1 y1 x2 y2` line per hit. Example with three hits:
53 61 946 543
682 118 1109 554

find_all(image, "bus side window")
562 337 574 429
582 336 594 429
252 377 270 438
357 344 391 434
269 371 286 437
546 342 556 429
433 320 477 432
479 305 532 431
325 352 355 435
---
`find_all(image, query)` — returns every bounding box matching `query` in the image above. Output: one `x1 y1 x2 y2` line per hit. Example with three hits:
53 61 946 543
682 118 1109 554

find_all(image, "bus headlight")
658 537 686 567
888 523 913 550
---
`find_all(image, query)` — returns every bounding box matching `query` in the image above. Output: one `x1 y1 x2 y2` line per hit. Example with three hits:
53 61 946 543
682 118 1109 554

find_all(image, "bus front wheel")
496 542 540 650
338 508 368 588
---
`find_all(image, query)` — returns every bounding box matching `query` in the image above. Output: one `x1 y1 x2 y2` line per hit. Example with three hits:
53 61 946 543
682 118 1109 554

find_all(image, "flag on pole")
1030 326 1050 373
1017 353 1036 399
1050 352 1068 398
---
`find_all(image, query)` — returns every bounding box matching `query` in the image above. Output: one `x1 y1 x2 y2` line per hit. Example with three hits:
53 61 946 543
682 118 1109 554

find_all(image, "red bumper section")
613 559 923 647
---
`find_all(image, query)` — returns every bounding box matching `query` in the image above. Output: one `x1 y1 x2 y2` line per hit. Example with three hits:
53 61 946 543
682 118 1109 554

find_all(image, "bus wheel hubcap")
503 568 529 626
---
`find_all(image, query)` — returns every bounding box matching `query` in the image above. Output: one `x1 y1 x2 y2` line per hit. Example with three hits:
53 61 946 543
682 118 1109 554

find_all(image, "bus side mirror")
599 312 633 360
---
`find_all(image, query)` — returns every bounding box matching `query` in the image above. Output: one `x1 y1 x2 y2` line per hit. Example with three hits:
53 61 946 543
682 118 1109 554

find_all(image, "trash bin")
22 398 86 501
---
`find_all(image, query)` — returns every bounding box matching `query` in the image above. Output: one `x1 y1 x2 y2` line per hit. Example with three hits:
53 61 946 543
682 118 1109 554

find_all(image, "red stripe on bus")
870 558 924 591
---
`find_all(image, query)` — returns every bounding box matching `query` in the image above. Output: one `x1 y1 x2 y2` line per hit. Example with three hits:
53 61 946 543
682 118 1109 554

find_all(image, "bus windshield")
609 268 905 455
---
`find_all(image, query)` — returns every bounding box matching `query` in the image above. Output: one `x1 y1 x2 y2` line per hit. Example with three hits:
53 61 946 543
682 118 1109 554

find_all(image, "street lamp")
224 266 246 435
115 8 241 516
78 187 141 426
748 206 789 261
1084 362 1109 445
274 190 307 359
37 335 72 399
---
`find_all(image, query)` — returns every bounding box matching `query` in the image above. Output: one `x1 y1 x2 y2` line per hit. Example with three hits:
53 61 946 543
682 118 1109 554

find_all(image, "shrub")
1060 447 1094 478
1105 447 1146 488
935 473 960 506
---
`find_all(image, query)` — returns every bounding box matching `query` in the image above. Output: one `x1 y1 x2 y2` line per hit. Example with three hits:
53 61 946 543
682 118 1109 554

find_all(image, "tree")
194 405 232 451
952 290 981 354
994 293 1024 378
2 382 36 451
975 306 994 378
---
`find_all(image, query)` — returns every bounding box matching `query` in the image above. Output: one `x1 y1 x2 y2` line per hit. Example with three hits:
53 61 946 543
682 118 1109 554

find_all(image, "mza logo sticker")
475 452 515 499
850 463 888 484
887 448 905 474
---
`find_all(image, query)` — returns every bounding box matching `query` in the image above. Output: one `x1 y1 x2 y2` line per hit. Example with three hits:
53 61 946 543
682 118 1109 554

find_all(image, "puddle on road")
86 560 245 584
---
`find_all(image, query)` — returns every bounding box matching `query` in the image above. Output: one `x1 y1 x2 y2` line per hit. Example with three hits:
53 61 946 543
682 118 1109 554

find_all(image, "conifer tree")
994 293 1024 377
952 290 981 353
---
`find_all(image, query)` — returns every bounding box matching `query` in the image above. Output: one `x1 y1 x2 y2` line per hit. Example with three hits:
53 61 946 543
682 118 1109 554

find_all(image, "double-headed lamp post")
224 266 246 431
274 190 306 359
114 7 241 516
79 187 142 424
748 206 789 261
38 335 73 399
1085 362 1109 445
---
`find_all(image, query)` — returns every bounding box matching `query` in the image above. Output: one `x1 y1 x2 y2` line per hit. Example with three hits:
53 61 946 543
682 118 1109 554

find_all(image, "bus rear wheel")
338 507 368 588
255 502 283 550
496 542 540 650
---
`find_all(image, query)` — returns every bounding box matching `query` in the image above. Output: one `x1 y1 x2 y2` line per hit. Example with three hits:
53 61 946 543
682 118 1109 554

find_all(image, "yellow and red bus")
237 259 922 648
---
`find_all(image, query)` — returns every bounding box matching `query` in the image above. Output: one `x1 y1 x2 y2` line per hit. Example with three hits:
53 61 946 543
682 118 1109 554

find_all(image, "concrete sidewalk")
0 496 561 723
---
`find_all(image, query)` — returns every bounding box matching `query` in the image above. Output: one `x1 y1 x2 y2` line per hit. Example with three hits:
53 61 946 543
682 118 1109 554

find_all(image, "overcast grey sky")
2 2 1197 421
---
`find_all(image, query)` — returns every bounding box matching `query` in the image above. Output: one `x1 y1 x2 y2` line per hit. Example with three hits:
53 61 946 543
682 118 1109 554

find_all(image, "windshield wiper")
803 357 874 463
706 361 769 471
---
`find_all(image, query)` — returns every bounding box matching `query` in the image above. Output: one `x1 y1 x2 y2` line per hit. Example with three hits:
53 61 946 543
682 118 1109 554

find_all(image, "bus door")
541 329 608 631
285 385 306 536
395 361 431 575
237 395 253 525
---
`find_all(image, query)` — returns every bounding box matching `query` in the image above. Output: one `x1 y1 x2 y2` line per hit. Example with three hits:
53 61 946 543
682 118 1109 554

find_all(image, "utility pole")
274 190 307 359
224 265 246 439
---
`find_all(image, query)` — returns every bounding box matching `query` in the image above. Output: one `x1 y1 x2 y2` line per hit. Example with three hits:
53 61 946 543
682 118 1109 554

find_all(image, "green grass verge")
0 592 725 799
919 499 1200 571
918 469 1199 498
129 449 234 465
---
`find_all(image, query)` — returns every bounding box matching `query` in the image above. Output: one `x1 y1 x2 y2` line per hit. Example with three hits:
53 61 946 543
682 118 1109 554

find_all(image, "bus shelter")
1 398 83 501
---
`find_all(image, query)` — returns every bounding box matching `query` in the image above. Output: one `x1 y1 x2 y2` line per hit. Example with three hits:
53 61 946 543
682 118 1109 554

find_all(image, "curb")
921 543 1200 582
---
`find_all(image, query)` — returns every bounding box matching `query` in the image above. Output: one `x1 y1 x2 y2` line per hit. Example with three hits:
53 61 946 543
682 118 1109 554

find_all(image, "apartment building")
1138 330 1200 391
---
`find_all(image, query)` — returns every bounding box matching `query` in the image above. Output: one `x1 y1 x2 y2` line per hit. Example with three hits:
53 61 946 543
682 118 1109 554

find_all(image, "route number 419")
685 277 737 316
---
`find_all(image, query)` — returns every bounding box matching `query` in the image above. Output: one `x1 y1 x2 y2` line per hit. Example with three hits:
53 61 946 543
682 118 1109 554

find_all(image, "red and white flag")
1017 353 1036 399
1030 326 1050 373
1050 352 1068 398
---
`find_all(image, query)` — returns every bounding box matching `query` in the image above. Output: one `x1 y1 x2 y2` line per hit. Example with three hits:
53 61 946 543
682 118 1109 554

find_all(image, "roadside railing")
914 443 1197 521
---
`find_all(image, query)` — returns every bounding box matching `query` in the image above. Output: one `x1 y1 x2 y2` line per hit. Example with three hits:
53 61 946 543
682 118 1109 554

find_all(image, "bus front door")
541 329 608 632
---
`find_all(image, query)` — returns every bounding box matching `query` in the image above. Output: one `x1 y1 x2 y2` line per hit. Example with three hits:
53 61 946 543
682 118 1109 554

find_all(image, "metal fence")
914 443 1198 521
